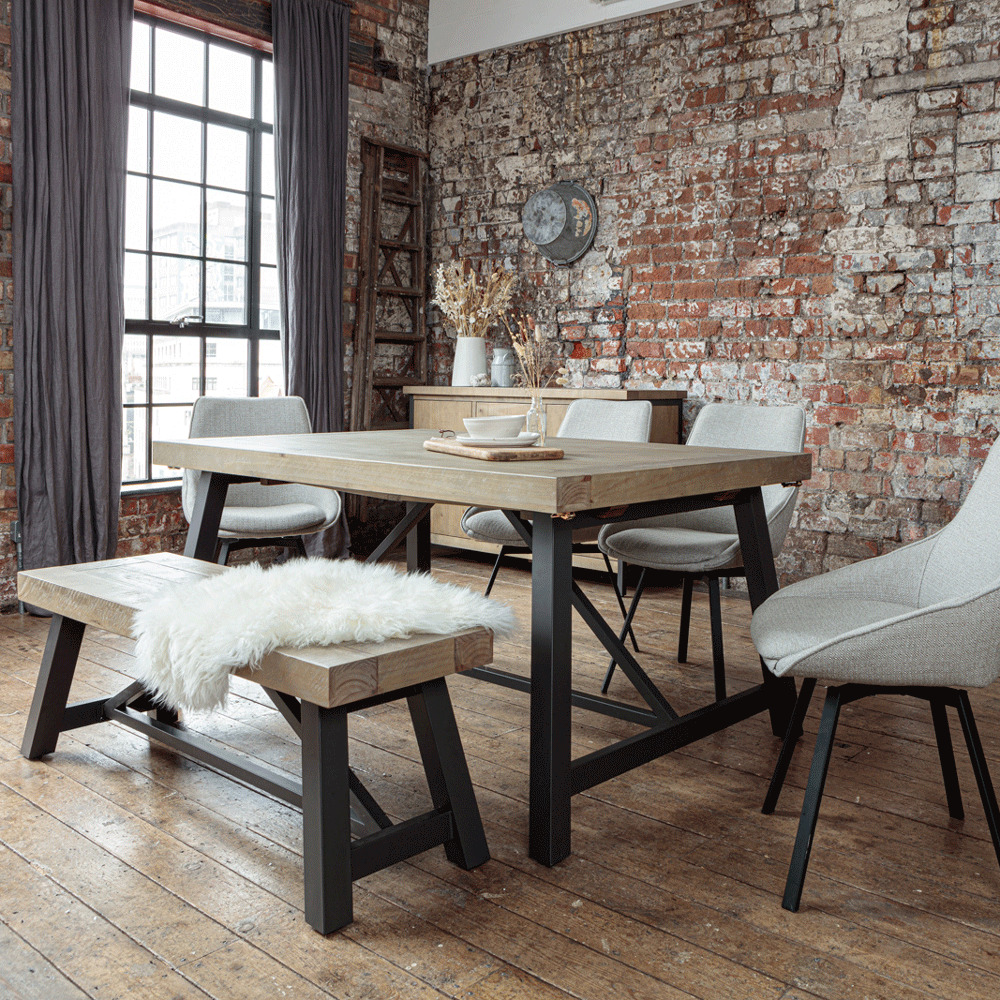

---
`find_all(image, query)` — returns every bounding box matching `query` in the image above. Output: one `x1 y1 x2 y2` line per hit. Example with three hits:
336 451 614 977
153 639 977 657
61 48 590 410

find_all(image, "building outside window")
122 16 283 485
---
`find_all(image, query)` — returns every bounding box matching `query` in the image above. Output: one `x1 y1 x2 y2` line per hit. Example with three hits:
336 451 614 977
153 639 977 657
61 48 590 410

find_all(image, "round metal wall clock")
522 182 598 265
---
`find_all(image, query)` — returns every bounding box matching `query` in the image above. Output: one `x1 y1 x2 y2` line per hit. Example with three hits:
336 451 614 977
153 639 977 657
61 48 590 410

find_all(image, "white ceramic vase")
451 337 487 387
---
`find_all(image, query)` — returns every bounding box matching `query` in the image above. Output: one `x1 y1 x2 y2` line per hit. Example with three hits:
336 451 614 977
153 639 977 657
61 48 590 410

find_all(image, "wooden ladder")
350 139 428 432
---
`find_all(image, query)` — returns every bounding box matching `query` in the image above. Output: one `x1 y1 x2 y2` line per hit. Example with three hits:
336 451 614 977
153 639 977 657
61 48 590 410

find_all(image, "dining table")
153 427 812 867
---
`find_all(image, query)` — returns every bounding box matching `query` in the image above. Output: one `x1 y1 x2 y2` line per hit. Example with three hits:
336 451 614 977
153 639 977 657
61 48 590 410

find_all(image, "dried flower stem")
431 263 516 339
503 313 564 393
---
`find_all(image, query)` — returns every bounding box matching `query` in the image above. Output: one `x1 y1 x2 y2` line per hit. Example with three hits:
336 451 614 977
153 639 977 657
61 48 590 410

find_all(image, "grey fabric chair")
598 403 806 698
753 442 1000 912
181 396 342 564
461 398 654 603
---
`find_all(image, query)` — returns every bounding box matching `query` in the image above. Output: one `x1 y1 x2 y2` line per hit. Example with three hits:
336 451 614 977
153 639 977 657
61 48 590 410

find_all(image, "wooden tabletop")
402 386 686 400
153 428 812 514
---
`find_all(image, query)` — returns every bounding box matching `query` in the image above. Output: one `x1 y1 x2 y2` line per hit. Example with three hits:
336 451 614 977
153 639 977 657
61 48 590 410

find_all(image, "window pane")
122 334 148 404
209 44 252 117
122 405 147 482
258 338 283 396
153 112 203 183
206 189 247 261
127 107 148 173
151 256 201 322
152 180 202 256
151 337 200 402
260 196 276 265
131 21 151 93
205 124 248 191
261 61 274 125
206 338 248 396
205 261 247 325
125 175 148 251
151 405 195 479
154 27 205 106
261 132 275 197
124 252 148 320
260 265 279 330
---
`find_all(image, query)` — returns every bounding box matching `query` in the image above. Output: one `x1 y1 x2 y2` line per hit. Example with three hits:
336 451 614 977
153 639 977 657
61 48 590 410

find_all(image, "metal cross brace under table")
459 489 797 866
184 471 797 869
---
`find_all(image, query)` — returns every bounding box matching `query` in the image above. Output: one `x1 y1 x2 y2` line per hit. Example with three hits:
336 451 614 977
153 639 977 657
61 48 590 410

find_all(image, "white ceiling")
428 0 703 65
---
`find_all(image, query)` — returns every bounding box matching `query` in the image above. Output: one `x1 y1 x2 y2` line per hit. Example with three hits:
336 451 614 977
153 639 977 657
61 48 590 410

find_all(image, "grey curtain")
273 0 350 558
13 0 132 573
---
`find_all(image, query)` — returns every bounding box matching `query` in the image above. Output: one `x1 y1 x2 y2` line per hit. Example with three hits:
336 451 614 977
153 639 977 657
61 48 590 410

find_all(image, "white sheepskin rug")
132 559 517 713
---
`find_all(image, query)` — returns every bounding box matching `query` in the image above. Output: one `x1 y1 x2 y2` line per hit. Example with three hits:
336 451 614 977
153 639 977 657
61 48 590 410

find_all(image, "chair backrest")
918 442 1000 606
181 396 313 519
556 398 653 443
669 403 807 541
188 395 313 439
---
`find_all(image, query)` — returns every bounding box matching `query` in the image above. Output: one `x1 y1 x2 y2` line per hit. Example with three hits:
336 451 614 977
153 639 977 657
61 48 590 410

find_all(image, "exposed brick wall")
427 0 1000 583
343 0 430 420
0 0 427 605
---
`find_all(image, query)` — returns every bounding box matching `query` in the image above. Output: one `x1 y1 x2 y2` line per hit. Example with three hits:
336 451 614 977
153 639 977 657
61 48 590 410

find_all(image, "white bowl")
462 413 526 439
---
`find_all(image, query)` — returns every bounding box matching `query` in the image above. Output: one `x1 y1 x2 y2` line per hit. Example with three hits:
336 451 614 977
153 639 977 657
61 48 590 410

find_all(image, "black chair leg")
955 690 1000 868
677 575 693 663
484 546 507 597
762 676 816 815
707 576 726 701
930 697 964 820
292 536 309 558
600 568 646 694
602 551 639 652
782 685 843 912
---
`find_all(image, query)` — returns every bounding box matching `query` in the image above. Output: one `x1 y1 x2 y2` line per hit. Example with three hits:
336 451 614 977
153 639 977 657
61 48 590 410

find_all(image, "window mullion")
247 55 263 395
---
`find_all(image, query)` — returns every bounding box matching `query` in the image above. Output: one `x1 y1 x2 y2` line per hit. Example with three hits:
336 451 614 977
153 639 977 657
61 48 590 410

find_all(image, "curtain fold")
273 0 350 558
13 0 132 573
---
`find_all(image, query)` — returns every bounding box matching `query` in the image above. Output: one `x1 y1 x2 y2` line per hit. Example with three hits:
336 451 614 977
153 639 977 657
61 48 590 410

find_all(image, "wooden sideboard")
403 386 686 566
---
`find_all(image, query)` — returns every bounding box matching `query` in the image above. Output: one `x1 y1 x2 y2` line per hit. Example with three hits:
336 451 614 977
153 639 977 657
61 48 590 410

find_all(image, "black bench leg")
407 678 490 870
930 696 964 821
782 685 842 912
22 615 86 759
300 702 353 934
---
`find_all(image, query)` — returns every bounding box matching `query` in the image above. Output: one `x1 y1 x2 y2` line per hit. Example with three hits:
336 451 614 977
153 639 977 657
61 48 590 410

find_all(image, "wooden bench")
18 551 493 934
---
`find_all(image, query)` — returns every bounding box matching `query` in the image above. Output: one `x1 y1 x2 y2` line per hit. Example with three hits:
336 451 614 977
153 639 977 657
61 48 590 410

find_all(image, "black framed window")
122 15 283 485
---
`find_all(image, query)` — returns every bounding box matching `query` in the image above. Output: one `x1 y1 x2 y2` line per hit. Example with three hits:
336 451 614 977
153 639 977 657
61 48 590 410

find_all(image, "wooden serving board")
423 438 564 462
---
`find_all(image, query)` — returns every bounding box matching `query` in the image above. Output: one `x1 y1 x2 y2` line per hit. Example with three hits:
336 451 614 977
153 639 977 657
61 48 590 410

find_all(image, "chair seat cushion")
599 526 741 574
460 508 600 546
751 596 917 678
461 508 525 546
219 502 330 538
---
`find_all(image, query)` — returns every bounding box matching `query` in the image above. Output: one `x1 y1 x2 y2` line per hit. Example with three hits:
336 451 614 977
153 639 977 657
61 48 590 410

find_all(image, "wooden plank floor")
1 551 999 999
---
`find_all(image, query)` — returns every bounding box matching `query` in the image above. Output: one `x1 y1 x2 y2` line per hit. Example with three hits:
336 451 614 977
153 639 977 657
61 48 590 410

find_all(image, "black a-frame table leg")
407 677 489 869
22 615 86 759
528 514 575 867
733 487 797 737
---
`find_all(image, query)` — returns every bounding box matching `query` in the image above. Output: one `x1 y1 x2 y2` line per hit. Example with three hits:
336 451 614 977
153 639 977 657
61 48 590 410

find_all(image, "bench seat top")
17 552 494 709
